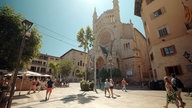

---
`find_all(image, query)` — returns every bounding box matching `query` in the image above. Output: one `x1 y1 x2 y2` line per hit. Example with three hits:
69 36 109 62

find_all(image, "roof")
60 48 87 58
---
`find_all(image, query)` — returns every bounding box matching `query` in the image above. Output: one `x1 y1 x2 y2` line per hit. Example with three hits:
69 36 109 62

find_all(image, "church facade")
88 0 151 84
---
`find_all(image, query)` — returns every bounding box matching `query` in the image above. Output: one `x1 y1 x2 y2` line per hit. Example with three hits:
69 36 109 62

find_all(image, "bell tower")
113 0 120 23
93 7 97 23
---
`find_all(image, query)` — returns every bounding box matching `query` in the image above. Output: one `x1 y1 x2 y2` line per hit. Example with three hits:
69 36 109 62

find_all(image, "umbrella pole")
19 76 24 95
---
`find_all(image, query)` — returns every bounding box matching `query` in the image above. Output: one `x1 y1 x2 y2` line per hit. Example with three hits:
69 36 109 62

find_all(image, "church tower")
113 0 120 23
93 7 97 23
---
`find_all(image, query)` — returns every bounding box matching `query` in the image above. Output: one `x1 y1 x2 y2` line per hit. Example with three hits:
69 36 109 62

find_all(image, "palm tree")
48 62 59 78
77 26 95 80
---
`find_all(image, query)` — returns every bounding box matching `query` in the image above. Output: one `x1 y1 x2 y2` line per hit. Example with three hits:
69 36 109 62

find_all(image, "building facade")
89 0 151 84
60 49 87 81
135 0 192 87
28 53 59 74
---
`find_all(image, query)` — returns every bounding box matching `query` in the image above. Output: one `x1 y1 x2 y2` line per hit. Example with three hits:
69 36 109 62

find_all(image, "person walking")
45 78 54 100
36 78 41 92
164 76 179 108
27 78 36 94
171 74 186 107
109 79 114 98
121 78 128 92
104 79 110 97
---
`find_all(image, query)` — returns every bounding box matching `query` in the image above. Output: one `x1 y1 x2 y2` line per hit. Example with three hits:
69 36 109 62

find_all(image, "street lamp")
7 19 33 108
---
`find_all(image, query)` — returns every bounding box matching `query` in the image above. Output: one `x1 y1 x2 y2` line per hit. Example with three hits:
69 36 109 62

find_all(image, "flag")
183 3 192 23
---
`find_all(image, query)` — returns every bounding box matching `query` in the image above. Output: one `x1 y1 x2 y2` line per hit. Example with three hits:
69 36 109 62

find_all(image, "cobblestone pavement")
12 83 192 108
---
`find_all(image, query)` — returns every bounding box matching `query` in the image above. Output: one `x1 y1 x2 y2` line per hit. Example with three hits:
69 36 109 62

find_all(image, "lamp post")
7 19 33 108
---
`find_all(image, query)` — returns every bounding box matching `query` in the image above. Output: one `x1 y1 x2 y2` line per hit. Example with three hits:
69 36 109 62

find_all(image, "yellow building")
135 0 192 87
88 0 151 84
60 49 87 81
28 53 59 74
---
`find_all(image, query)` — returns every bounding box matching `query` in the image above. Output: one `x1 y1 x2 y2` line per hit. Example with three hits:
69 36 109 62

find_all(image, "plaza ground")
12 83 192 108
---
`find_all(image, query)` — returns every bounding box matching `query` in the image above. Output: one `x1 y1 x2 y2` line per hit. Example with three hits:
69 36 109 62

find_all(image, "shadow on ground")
60 92 99 104
13 94 30 99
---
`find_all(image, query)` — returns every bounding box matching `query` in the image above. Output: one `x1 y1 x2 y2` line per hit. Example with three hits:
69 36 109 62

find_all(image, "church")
87 0 151 85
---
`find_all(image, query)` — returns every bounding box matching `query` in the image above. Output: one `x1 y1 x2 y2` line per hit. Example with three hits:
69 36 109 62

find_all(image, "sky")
0 0 145 57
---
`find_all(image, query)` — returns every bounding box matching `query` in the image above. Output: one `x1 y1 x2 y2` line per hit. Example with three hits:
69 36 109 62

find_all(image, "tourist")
104 79 110 97
45 78 54 100
109 79 114 98
121 78 128 92
36 78 41 92
171 74 186 107
27 78 36 94
164 76 179 108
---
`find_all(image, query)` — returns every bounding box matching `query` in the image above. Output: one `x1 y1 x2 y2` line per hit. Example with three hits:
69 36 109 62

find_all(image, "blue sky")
0 0 144 57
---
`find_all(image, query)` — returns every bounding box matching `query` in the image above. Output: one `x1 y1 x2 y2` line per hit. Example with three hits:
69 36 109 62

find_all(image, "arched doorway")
96 56 105 72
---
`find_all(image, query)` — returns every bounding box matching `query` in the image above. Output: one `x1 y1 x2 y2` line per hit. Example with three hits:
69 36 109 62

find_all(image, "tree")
0 5 42 71
76 26 95 79
48 62 59 77
59 59 74 78
99 69 110 82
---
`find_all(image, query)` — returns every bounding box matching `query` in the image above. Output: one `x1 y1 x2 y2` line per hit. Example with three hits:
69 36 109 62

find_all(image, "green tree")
112 68 121 78
99 69 110 82
59 59 74 77
76 26 95 79
48 62 59 77
0 5 42 71
76 71 85 78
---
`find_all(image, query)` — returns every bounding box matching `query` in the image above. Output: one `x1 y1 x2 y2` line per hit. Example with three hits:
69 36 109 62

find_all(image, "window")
161 45 176 56
151 7 165 20
165 65 183 76
154 9 162 17
80 60 82 66
158 27 168 37
30 66 36 72
124 43 130 49
150 53 154 61
146 0 154 5
41 68 46 73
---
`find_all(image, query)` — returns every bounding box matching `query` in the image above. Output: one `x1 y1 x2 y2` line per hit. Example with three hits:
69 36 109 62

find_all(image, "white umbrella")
41 74 51 77
18 70 42 76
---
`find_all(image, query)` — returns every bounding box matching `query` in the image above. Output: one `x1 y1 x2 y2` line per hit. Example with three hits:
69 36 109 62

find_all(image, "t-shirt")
47 80 53 88
121 80 126 85
104 82 109 88
171 77 184 89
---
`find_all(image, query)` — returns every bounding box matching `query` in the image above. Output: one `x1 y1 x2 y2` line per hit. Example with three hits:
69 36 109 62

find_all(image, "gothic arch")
96 56 105 72
97 28 115 51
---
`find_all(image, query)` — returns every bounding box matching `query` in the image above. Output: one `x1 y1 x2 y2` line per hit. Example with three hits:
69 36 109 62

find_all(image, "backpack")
175 78 184 88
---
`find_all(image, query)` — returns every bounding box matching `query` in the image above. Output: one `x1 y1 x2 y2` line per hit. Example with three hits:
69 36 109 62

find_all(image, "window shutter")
161 48 165 56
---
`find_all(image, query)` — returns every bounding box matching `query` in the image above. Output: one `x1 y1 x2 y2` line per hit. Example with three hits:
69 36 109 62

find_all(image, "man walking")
171 74 186 107
45 78 54 100
121 78 128 92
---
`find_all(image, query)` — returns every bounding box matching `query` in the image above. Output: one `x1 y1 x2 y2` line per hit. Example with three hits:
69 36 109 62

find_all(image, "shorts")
46 88 52 93
176 88 182 96
110 86 114 89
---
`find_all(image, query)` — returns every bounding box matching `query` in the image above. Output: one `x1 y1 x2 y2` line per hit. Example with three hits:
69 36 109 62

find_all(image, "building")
88 0 151 84
134 0 192 87
60 49 87 81
28 53 59 74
